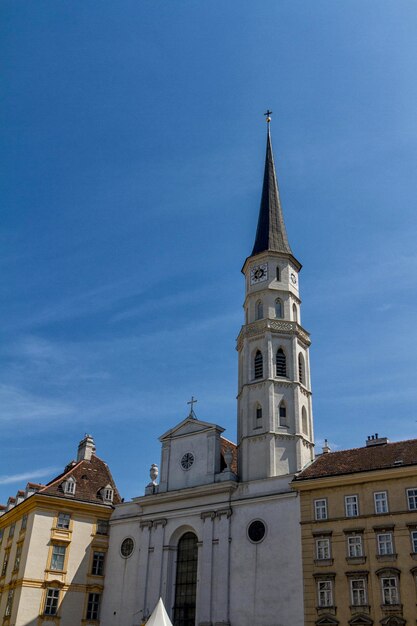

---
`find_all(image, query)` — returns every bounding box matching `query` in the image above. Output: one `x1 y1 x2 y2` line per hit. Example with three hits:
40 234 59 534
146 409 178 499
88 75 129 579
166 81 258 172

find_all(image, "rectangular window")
96 519 109 535
347 535 363 557
1 549 10 577
351 578 367 606
5 589 14 617
86 592 101 620
377 533 393 555
50 545 66 571
317 580 333 607
382 577 398 605
411 530 417 553
314 499 328 521
8 523 15 539
407 488 417 510
345 495 359 517
21 515 28 531
316 538 330 560
91 551 105 576
57 513 71 529
13 544 22 572
44 588 60 615
374 491 388 514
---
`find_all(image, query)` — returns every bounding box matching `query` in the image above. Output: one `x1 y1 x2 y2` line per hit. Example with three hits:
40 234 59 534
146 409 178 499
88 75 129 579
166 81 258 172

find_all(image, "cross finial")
264 109 273 123
187 396 197 418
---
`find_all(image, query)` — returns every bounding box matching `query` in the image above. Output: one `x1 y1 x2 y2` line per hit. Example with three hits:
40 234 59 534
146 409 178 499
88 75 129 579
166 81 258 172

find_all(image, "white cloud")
0 467 59 486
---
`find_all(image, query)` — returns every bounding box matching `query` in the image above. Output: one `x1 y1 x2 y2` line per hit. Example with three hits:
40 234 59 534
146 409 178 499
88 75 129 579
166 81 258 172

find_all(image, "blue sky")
1 1 417 504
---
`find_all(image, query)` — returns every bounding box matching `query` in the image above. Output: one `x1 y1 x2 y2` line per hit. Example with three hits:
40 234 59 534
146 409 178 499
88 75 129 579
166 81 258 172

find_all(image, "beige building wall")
295 465 417 626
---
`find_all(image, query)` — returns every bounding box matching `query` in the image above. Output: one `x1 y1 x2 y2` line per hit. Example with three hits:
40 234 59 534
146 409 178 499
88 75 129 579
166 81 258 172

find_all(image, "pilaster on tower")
237 118 314 482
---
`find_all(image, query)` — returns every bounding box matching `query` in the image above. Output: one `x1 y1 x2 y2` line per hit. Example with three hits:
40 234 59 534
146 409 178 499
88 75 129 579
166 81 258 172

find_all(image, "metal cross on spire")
264 109 273 123
187 396 197 419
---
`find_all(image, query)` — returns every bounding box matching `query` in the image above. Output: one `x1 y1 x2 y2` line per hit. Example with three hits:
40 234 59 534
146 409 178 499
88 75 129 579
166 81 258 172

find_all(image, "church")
101 119 315 626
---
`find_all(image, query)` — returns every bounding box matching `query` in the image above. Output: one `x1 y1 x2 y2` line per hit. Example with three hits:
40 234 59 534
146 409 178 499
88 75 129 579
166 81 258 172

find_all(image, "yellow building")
293 434 417 626
0 435 120 626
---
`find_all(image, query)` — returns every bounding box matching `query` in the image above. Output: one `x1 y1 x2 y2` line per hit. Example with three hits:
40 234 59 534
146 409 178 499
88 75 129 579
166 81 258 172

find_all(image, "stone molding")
236 318 311 351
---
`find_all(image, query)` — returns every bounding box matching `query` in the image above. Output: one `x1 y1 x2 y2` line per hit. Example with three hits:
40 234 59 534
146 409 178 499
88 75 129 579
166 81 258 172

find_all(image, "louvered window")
298 354 305 384
276 349 286 377
254 351 263 379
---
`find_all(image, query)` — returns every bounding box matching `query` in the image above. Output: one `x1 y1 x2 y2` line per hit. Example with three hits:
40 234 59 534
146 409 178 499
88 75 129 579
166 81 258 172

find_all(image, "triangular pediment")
159 416 224 441
380 617 406 626
349 615 373 626
315 617 339 626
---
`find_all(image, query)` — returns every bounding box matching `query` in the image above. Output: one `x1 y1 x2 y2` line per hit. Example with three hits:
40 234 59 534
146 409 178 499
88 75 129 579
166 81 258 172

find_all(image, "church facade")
101 123 315 626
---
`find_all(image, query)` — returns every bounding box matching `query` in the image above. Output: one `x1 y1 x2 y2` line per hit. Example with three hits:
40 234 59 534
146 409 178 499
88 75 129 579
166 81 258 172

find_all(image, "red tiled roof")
295 438 417 481
39 454 122 506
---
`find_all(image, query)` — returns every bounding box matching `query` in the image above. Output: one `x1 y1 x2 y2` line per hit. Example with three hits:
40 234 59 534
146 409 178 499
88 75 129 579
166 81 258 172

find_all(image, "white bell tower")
237 118 314 481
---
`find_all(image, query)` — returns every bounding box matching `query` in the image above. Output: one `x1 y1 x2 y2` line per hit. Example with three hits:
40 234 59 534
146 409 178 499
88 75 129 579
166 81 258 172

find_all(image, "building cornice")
236 318 311 351
292 463 417 491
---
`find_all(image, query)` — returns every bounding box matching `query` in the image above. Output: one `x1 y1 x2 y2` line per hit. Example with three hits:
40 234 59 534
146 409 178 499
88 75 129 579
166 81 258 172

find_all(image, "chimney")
77 434 96 461
366 433 389 447
322 439 331 454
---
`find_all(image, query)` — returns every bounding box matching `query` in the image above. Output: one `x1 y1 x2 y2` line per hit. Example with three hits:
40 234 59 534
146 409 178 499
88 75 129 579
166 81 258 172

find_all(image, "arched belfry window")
275 298 283 319
256 300 263 321
254 350 263 379
298 353 305 385
279 401 288 427
276 348 287 377
292 304 298 323
302 407 308 436
173 532 198 626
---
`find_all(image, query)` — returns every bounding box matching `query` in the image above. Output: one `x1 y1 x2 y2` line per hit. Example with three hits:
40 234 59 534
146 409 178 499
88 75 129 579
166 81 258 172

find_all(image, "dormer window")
63 476 76 496
102 485 114 503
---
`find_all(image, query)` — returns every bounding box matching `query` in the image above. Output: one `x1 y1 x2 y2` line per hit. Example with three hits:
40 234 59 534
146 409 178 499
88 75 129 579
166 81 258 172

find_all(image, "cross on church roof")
264 109 273 123
187 396 197 419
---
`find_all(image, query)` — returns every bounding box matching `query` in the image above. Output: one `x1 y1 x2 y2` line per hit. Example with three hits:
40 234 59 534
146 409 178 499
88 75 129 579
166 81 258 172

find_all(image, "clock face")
290 272 297 285
250 263 268 285
180 452 195 470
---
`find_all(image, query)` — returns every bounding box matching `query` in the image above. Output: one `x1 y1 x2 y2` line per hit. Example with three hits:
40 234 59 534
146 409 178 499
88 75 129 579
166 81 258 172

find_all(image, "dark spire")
251 124 293 256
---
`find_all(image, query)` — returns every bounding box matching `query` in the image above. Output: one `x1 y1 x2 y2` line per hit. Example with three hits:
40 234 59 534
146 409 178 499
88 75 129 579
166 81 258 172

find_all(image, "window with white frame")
50 545 66 571
2 549 10 577
411 530 417 553
316 538 330 560
91 551 105 576
381 577 399 605
351 578 367 606
317 580 333 607
86 592 101 620
103 486 114 503
13 544 22 572
345 495 359 517
44 589 60 615
57 512 71 529
347 535 363 558
374 491 388 514
314 499 328 521
63 476 76 496
377 533 394 555
407 488 417 510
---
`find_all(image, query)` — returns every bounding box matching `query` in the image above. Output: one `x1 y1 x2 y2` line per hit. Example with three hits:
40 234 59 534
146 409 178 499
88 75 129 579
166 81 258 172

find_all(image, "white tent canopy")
145 598 173 626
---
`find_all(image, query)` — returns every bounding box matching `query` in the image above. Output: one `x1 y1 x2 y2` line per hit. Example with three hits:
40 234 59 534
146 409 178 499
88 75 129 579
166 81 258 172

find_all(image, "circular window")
247 520 266 543
120 537 134 558
180 452 195 470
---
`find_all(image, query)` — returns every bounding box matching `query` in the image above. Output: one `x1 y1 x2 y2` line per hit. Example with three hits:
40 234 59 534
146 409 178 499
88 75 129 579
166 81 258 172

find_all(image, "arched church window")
276 266 280 281
256 300 263 321
293 304 298 323
298 353 305 385
276 348 286 377
302 407 308 436
275 298 283 319
173 532 198 626
279 401 288 427
254 350 263 379
256 405 262 426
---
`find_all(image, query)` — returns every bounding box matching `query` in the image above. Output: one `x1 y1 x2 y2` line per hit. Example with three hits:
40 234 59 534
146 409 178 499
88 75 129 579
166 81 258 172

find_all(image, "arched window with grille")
292 304 298 323
302 407 308 435
256 404 262 426
254 350 263 379
298 353 305 385
173 532 198 626
275 298 283 319
256 300 263 320
276 348 287 377
279 401 288 427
